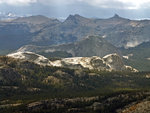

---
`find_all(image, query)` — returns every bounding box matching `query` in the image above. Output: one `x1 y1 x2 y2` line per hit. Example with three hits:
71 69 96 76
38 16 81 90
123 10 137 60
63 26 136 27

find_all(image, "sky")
0 0 150 19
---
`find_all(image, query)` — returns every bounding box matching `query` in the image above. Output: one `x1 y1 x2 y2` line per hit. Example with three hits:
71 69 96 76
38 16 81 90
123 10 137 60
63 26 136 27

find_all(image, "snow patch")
147 58 150 60
125 40 141 48
102 35 107 38
123 56 129 59
123 54 133 59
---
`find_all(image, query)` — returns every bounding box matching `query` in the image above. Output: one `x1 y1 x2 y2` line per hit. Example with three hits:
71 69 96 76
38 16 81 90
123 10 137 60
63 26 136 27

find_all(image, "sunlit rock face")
7 52 138 72
103 53 138 72
7 51 52 66
103 53 124 71
52 56 110 71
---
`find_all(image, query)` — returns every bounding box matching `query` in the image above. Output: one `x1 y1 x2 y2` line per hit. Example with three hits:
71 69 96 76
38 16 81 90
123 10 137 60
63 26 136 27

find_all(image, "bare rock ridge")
7 51 51 66
7 51 138 72
1 14 150 50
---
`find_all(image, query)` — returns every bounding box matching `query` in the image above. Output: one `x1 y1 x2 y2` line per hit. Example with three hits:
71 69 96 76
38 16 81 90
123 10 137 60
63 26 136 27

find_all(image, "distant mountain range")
0 14 150 51
0 14 149 71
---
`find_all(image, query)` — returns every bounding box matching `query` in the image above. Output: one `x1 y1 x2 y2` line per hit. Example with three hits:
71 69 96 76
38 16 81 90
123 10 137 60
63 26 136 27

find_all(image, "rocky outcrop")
7 51 52 66
7 52 138 72
117 95 150 113
103 53 138 72
51 53 138 72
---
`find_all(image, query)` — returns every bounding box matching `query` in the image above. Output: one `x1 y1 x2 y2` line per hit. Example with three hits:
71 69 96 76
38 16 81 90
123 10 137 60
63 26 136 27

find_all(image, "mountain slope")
30 14 150 48
121 42 150 71
1 14 150 53
0 15 60 53
0 22 31 50
18 36 120 58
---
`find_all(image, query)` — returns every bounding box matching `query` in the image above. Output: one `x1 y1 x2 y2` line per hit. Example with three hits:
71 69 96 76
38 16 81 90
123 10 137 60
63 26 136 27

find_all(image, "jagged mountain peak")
66 14 84 19
110 14 122 19
64 14 89 23
109 14 129 21
113 14 120 18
